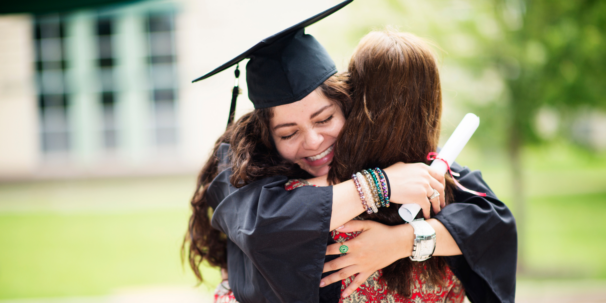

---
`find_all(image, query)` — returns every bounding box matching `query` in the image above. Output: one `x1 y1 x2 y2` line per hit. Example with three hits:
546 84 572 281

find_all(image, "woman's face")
270 89 345 177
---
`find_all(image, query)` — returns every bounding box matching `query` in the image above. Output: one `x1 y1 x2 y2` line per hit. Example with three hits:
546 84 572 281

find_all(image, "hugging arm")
208 169 336 302
321 162 517 303
207 165 446 301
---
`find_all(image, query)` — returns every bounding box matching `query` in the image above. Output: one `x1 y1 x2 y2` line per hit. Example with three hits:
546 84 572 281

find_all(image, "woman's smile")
302 145 334 166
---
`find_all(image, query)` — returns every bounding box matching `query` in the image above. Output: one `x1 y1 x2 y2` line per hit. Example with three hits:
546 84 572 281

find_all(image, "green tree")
491 0 606 269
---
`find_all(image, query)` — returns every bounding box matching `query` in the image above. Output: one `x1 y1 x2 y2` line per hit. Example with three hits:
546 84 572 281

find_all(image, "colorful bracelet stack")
351 168 391 214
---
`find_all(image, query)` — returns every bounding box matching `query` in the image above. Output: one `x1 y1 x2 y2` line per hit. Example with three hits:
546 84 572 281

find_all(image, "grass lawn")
525 191 606 278
0 210 220 300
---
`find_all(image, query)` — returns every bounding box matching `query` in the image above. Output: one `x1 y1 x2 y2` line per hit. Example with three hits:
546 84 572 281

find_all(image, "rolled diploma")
398 113 480 222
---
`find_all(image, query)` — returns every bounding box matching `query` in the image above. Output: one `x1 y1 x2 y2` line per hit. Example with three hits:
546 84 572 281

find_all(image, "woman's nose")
303 129 323 150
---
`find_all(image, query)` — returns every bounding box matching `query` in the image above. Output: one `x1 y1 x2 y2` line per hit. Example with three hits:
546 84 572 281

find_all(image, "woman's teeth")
307 145 333 161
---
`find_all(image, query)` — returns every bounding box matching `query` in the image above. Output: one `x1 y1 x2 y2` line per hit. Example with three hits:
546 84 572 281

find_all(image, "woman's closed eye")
280 131 298 140
279 115 333 140
317 115 334 125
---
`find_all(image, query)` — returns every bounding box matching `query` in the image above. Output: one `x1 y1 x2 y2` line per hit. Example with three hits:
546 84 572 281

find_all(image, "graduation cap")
192 0 353 127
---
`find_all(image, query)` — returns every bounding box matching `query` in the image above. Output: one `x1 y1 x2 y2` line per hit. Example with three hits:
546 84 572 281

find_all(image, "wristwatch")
409 219 436 261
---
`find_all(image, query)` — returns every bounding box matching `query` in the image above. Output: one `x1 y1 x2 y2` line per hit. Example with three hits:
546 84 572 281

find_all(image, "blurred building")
572 110 606 151
0 0 332 180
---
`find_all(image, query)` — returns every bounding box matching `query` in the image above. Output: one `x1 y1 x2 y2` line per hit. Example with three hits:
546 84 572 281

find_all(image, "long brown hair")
327 30 453 296
183 74 351 282
185 30 451 296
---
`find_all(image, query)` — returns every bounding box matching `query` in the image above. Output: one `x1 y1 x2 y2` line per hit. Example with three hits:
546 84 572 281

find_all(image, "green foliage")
312 0 606 147
494 0 606 144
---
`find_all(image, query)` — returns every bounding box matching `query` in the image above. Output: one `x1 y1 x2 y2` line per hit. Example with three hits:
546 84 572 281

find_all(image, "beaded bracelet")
377 170 389 207
351 167 391 214
357 172 377 213
352 173 373 214
375 167 391 207
357 172 378 213
375 168 390 207
361 170 380 209
368 169 386 207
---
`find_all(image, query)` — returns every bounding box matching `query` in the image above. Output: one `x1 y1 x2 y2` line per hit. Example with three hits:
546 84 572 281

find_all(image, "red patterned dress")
213 179 465 303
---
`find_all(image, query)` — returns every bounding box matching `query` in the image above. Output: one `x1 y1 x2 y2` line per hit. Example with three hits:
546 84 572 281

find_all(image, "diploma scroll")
398 113 480 222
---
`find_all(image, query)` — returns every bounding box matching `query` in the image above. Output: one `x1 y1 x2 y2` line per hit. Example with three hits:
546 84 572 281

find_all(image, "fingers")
333 220 370 233
341 272 372 298
326 241 351 255
428 166 447 208
323 254 355 273
328 221 377 255
384 162 447 216
418 180 432 219
428 177 444 214
427 165 446 188
320 265 360 287
419 163 445 213
421 197 431 219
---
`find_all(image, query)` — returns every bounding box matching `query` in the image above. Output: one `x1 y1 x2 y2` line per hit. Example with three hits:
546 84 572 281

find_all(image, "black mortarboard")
192 0 353 126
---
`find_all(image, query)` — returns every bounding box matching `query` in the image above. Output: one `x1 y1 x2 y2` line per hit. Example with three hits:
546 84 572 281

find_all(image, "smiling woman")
270 89 346 177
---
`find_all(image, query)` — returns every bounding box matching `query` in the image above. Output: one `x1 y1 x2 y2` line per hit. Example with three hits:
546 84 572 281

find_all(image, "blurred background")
0 0 605 302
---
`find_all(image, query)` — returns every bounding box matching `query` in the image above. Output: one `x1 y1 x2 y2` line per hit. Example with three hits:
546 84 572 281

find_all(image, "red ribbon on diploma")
427 152 487 197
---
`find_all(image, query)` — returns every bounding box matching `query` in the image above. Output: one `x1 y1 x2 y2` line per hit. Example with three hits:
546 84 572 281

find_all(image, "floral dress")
213 179 465 303
332 230 465 303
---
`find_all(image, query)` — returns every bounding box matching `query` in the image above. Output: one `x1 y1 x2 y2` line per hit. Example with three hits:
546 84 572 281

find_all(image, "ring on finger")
429 188 440 200
339 243 349 254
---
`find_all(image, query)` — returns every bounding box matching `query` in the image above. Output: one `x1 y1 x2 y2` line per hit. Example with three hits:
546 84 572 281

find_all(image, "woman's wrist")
330 179 368 230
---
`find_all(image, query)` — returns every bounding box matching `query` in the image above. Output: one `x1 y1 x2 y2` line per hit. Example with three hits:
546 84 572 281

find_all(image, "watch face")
418 240 431 255
416 236 436 256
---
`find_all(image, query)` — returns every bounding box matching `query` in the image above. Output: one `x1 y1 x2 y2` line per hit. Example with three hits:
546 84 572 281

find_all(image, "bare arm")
329 180 366 231
428 218 462 256
310 162 447 231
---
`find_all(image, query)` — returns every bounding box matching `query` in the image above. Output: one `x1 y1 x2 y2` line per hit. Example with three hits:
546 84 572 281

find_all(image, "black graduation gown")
207 144 340 303
435 162 517 303
207 145 517 303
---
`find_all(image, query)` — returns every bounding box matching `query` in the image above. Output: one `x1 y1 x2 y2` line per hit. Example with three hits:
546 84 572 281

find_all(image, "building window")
96 16 118 150
146 12 178 147
33 6 180 162
34 15 70 154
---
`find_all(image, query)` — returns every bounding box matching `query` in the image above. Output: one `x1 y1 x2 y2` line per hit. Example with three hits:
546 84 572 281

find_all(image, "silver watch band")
409 219 436 262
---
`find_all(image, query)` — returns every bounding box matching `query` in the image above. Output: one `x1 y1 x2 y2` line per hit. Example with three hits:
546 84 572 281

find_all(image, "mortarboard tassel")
226 64 240 128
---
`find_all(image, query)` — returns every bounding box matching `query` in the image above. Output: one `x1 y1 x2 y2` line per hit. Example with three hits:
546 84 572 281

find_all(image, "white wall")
0 15 39 179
